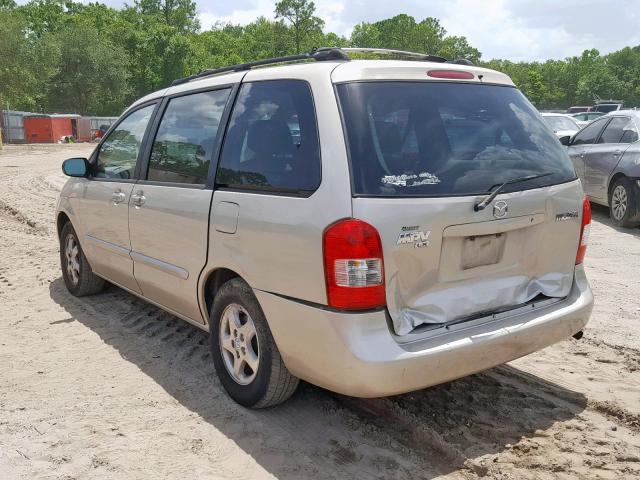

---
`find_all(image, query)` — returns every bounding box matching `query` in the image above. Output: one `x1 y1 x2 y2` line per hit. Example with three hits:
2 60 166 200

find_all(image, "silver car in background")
564 111 640 227
55 48 594 408
541 113 580 139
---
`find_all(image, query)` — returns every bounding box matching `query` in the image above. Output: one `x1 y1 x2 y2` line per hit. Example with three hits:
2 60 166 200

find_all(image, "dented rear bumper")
255 264 593 398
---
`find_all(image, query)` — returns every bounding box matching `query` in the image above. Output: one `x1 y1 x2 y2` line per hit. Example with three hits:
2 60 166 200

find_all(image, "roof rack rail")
171 46 470 87
330 47 447 63
171 48 348 86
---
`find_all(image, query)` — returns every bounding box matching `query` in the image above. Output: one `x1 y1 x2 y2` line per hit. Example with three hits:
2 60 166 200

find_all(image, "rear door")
128 86 234 323
73 103 157 293
584 116 634 201
567 116 609 191
337 81 582 336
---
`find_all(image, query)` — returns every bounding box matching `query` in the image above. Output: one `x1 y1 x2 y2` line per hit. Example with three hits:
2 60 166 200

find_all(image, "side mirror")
62 157 91 177
559 135 571 146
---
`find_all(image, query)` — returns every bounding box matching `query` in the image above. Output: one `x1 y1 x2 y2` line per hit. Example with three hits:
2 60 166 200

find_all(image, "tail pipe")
572 330 584 340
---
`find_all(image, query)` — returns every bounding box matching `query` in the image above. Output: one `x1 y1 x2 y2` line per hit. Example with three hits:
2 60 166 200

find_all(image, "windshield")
543 116 579 131
336 82 577 197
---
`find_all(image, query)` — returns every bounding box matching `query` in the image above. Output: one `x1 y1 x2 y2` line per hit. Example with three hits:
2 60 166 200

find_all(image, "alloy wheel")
65 234 80 285
612 185 628 221
219 303 260 385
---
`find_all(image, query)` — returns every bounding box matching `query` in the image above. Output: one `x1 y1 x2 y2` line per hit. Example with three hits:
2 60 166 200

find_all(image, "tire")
609 177 640 228
59 222 105 296
209 278 299 408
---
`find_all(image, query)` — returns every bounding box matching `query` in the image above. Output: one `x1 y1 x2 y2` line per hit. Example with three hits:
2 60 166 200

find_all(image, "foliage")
274 0 324 54
1 0 639 116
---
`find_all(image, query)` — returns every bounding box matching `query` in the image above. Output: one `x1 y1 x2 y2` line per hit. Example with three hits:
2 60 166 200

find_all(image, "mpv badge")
493 200 508 219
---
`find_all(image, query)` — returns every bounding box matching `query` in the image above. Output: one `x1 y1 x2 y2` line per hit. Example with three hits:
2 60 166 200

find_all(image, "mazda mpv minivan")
56 48 594 408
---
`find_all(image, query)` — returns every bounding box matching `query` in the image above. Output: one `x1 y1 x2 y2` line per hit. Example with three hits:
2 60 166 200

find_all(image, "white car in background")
572 111 604 128
541 113 580 139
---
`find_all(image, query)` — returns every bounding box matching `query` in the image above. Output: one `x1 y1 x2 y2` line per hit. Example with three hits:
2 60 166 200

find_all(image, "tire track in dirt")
50 281 442 479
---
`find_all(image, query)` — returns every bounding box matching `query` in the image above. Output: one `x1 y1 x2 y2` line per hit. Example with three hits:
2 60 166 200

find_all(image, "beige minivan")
56 48 594 408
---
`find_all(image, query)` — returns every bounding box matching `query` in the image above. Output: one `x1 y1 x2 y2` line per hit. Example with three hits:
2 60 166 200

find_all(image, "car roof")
127 59 514 111
605 109 640 119
541 113 574 117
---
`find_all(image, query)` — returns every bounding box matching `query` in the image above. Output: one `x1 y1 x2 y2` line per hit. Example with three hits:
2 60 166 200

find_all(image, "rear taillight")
323 219 386 310
576 196 591 264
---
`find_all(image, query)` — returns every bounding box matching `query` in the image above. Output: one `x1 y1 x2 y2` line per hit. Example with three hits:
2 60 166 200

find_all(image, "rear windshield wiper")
474 172 554 212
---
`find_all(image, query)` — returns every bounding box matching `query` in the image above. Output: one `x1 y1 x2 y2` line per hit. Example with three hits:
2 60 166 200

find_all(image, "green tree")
350 15 480 62
45 24 130 115
274 0 324 53
0 10 55 111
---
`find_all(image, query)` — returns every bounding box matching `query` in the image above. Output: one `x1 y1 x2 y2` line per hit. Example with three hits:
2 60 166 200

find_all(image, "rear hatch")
335 78 583 336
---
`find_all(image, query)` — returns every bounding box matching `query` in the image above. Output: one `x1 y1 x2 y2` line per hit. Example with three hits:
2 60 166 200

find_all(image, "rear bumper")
255 265 593 397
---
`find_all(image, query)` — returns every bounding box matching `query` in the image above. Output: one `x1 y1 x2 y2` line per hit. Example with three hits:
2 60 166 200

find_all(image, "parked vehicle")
541 113 580 138
567 106 592 114
593 101 624 113
572 111 604 127
562 111 640 227
56 48 594 408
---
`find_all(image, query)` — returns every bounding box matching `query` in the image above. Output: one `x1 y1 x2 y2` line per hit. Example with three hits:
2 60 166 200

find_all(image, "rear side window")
95 104 155 180
621 121 639 143
598 117 629 144
216 80 321 193
148 89 231 184
572 118 607 145
337 82 576 197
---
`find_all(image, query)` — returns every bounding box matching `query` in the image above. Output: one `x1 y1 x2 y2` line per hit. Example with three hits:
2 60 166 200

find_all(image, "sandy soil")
0 144 639 480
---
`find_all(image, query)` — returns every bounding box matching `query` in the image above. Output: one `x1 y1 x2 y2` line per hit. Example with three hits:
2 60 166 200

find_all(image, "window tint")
572 118 607 145
95 104 155 179
337 82 576 197
216 80 320 193
598 117 629 144
148 89 231 184
620 121 639 143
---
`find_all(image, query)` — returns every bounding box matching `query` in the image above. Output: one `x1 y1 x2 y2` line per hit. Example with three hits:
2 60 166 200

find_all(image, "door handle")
131 190 146 207
111 191 126 204
613 150 622 158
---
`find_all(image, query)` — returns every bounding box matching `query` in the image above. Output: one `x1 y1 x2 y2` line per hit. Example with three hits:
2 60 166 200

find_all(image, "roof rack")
334 47 447 63
171 47 469 86
171 48 348 86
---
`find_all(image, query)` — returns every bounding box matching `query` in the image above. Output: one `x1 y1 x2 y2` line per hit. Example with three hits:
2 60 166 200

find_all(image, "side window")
572 118 607 145
598 117 629 144
620 119 639 144
216 80 321 193
148 89 231 184
95 104 155 179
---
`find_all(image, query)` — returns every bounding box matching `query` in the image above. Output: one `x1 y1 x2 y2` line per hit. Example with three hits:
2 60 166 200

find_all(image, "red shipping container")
23 114 90 143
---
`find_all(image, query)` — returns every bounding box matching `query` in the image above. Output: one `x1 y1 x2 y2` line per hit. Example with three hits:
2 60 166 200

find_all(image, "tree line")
1 0 639 116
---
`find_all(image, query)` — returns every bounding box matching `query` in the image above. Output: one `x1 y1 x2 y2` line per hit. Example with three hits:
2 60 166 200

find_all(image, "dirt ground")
0 144 639 480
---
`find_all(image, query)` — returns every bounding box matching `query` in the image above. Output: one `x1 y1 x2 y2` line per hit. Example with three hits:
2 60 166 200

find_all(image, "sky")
20 0 640 61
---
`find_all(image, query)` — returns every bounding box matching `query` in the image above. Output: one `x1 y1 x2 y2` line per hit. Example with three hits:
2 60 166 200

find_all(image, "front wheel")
609 177 640 228
59 222 105 296
210 278 299 408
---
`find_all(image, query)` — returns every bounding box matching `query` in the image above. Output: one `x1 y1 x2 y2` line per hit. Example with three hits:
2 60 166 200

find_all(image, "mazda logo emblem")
493 200 508 219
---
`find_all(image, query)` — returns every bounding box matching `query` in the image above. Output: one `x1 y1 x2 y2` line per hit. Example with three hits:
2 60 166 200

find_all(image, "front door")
584 116 632 202
567 117 609 196
73 103 157 293
128 88 232 322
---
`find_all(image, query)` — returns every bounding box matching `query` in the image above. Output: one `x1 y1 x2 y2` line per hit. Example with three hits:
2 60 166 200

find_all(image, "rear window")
337 82 577 197
543 116 578 132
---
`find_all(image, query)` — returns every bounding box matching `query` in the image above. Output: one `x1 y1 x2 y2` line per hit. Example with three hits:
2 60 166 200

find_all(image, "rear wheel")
609 177 640 228
210 278 299 408
59 222 105 296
